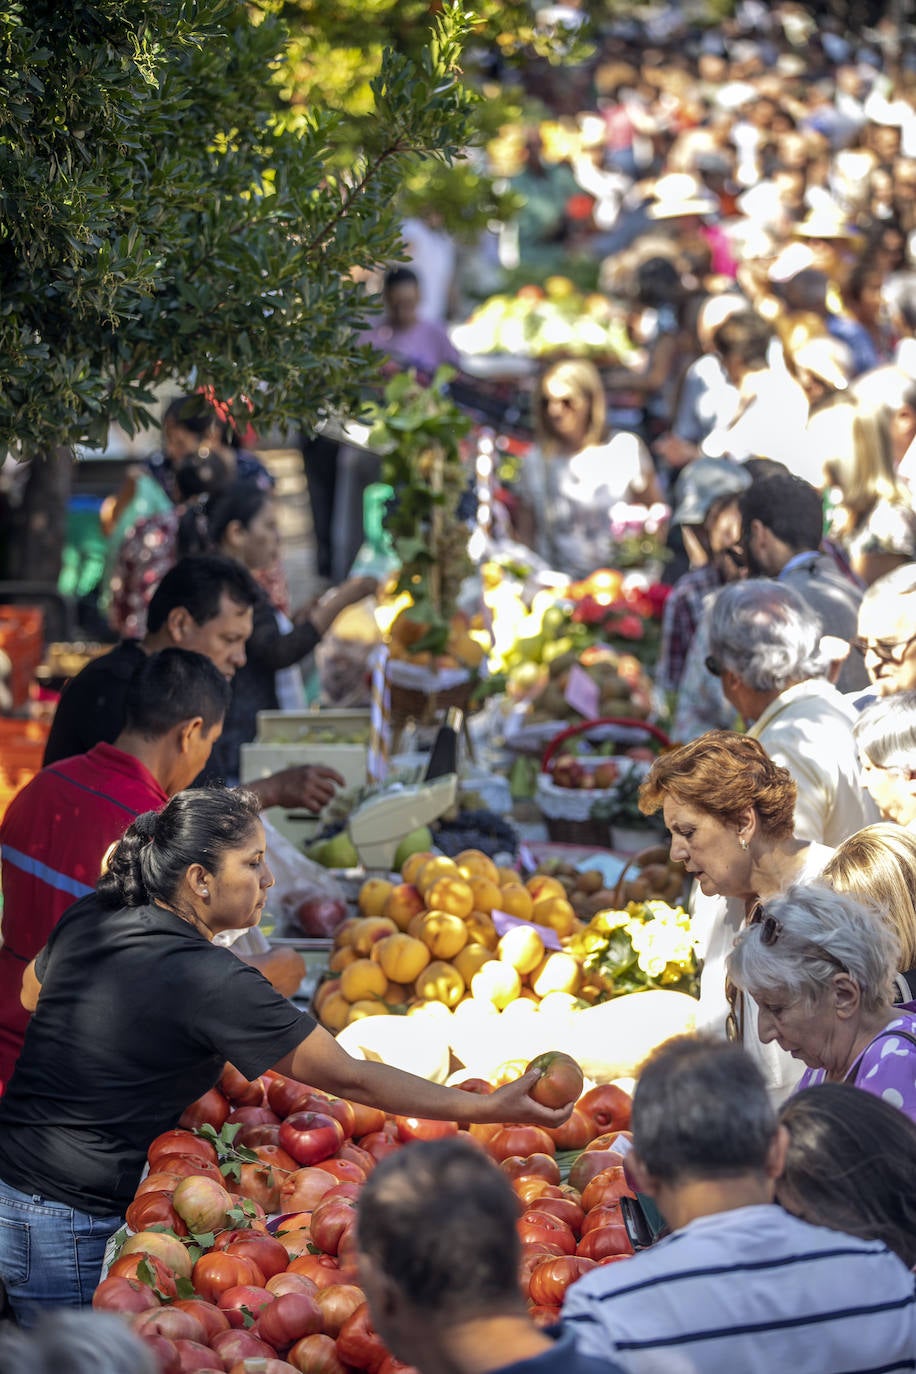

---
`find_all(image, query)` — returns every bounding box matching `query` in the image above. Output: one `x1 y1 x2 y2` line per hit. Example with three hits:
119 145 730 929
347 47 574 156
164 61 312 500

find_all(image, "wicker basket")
545 816 612 846
388 677 474 726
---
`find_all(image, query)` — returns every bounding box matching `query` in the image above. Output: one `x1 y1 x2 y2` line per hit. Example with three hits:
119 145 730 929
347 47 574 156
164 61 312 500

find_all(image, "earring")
738 837 749 851
201 886 209 896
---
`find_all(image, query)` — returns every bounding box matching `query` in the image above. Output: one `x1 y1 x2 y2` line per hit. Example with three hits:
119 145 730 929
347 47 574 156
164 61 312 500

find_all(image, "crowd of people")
4 0 916 1365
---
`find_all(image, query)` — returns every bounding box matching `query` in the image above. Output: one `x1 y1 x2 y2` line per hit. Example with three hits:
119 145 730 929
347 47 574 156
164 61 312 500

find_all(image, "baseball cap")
672 457 753 526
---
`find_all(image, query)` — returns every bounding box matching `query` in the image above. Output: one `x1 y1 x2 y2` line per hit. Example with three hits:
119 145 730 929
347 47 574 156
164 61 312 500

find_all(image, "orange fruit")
453 942 495 985
402 851 435 885
347 1000 389 1023
417 910 468 960
465 910 499 950
318 992 351 1033
457 850 500 885
498 884 534 921
383 884 426 932
424 876 474 920
468 877 503 914
532 896 576 938
526 875 566 901
358 878 394 918
340 958 388 1003
417 857 460 894
329 947 358 973
498 925 545 975
414 961 465 1007
375 932 431 984
471 961 521 1009
352 916 399 956
529 952 580 998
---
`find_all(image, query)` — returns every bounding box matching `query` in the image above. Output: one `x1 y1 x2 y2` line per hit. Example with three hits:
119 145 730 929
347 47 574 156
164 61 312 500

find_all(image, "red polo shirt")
0 743 168 1092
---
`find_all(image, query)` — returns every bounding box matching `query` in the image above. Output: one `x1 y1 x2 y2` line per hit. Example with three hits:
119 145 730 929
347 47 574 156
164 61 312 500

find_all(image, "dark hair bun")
96 810 159 908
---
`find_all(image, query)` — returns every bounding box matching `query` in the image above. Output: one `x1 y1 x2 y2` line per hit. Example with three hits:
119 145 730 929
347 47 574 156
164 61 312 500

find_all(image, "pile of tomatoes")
93 1059 634 1374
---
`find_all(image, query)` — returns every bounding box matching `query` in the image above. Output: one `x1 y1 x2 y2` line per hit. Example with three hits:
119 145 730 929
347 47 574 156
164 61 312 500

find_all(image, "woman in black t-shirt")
0 788 569 1323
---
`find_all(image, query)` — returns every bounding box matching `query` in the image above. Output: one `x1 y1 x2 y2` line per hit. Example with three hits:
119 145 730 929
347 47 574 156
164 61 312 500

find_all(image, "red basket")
541 717 671 773
0 607 44 709
538 717 671 847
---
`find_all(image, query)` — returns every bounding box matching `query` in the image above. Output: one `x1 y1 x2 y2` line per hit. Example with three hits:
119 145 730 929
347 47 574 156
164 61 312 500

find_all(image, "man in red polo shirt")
0 649 230 1092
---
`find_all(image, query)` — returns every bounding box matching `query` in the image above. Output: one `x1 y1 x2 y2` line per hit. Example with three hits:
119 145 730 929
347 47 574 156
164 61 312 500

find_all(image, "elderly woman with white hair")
707 580 877 846
728 883 916 1121
854 690 916 827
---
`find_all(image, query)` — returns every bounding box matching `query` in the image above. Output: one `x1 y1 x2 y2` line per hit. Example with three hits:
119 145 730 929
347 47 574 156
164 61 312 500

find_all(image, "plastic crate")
0 607 44 709
0 717 50 822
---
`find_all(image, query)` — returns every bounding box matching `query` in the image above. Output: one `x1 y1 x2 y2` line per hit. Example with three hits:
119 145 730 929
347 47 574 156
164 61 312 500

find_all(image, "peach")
526 875 566 902
351 916 398 955
465 910 499 950
402 851 435 885
456 850 500 885
417 910 468 959
357 878 394 918
468 877 503 914
382 884 426 932
498 884 534 921
424 876 475 920
531 897 577 938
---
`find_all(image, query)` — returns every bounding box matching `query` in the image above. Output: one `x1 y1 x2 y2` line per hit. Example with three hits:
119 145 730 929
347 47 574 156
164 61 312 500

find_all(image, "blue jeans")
0 1175 122 1324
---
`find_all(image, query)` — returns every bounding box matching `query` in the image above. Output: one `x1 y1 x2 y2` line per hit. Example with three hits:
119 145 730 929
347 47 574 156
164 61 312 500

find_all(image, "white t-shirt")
518 434 654 578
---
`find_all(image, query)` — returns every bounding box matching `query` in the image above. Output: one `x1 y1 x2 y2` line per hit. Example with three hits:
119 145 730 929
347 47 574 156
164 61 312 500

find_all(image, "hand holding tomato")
480 1068 576 1128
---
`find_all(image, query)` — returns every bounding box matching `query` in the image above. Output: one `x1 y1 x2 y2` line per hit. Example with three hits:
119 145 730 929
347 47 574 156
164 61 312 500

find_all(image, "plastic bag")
262 818 348 936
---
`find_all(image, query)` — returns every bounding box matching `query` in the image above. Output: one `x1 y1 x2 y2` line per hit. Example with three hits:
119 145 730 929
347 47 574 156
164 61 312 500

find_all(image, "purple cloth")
363 320 460 375
798 1010 916 1122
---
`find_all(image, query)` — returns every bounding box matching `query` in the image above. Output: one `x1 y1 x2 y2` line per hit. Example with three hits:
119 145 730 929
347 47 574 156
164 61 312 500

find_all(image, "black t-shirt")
0 895 315 1215
43 640 147 766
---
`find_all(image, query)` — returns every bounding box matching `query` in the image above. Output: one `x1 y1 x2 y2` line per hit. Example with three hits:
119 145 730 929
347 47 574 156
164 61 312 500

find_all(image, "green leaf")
241 1305 256 1330
175 1276 197 1300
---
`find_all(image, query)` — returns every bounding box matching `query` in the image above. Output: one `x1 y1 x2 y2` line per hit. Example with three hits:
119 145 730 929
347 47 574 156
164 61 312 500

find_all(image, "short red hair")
638 730 796 841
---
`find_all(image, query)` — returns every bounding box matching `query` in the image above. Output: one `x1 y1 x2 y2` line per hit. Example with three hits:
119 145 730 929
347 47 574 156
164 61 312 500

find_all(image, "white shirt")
747 678 879 846
562 1204 916 1374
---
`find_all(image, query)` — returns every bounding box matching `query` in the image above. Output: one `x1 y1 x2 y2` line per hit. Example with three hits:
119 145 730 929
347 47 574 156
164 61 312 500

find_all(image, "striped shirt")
562 1204 916 1374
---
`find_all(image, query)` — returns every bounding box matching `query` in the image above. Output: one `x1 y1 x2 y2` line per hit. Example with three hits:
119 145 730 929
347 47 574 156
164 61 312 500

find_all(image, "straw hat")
793 202 857 240
792 337 854 392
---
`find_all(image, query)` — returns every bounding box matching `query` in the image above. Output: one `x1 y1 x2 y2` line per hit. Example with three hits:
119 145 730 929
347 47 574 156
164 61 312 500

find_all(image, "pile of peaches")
315 851 597 1033
94 1061 635 1371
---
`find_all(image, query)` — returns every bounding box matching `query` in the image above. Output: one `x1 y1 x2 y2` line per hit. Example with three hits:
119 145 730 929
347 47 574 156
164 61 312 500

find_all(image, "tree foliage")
0 0 479 459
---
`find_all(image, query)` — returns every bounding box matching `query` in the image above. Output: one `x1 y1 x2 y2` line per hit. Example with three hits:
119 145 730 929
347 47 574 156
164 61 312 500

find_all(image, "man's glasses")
852 632 916 665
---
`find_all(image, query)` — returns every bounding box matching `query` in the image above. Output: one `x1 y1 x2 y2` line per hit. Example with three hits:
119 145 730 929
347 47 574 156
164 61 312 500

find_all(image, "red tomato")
92 1276 160 1315
394 1116 459 1143
192 1253 266 1305
172 1337 216 1371
499 1153 561 1184
109 1251 178 1299
576 1224 632 1261
280 1166 338 1213
137 1332 180 1373
316 1158 366 1186
253 1144 299 1174
581 1167 635 1213
528 1255 597 1306
297 1094 356 1140
584 1130 633 1154
526 1052 584 1109
518 1242 566 1292
309 1195 358 1256
222 1232 290 1281
172 1297 231 1340
148 1130 218 1169
335 1229 360 1284
581 1202 623 1235
267 1074 315 1118
343 1100 387 1137
336 1302 388 1374
279 1113 345 1168
578 1085 632 1135
526 1196 585 1236
275 1229 316 1262
150 1153 227 1185
546 1106 596 1152
287 1253 343 1290
568 1150 626 1194
358 1132 401 1164
134 1171 182 1198
517 1211 576 1255
227 1106 280 1131
217 1283 275 1329
334 1142 374 1174
179 1088 230 1132
315 1284 365 1339
288 1332 347 1374
487 1126 555 1164
256 1289 323 1352
512 1178 565 1208
125 1191 188 1236
219 1063 267 1107
267 1273 319 1299
134 1306 208 1345
210 1328 279 1368
237 1123 283 1149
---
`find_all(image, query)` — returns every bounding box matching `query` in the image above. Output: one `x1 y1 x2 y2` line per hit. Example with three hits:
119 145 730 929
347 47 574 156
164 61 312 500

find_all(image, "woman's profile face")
860 757 916 828
756 983 842 1069
205 821 274 934
234 500 280 572
663 796 753 898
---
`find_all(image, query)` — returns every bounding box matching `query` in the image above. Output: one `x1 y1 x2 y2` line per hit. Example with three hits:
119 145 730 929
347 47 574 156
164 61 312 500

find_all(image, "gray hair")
727 882 899 1014
708 580 825 692
633 1036 777 1183
0 1312 157 1374
855 690 916 768
860 560 916 613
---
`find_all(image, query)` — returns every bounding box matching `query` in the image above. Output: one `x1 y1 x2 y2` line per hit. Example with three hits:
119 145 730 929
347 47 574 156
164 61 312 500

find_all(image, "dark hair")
177 481 271 559
173 449 234 504
123 649 231 739
739 473 823 552
635 255 683 309
632 1036 777 1184
97 787 262 910
742 457 789 484
778 1084 916 1268
146 555 259 633
713 311 772 369
163 394 223 440
356 1138 524 1317
384 266 419 293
